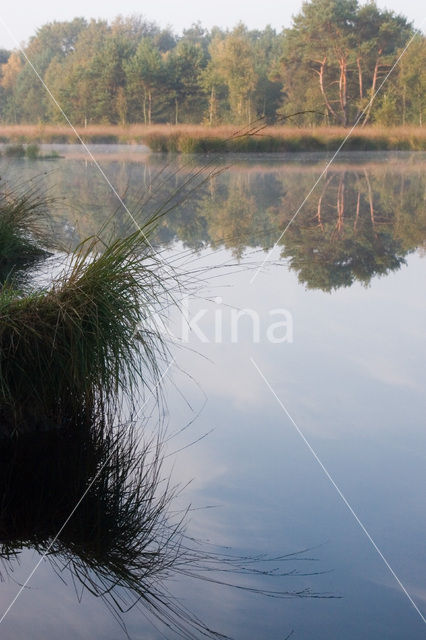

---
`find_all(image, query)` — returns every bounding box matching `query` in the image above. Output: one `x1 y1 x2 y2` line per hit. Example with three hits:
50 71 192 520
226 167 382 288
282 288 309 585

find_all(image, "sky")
0 0 424 50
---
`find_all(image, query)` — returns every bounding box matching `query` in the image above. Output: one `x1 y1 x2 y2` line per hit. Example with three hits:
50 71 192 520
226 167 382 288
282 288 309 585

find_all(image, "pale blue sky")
0 0 424 50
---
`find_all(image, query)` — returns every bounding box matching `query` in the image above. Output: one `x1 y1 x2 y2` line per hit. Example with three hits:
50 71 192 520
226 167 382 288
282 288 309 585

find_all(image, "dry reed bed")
0 124 425 151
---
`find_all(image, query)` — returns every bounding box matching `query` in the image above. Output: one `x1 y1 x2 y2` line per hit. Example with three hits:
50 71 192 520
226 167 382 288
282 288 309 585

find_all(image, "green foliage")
208 25 258 124
373 92 399 126
392 36 426 126
125 38 165 123
0 7 423 126
281 0 414 126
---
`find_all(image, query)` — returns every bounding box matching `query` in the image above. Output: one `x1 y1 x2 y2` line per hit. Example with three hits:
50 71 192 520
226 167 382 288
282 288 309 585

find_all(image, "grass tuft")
0 181 52 283
0 224 170 432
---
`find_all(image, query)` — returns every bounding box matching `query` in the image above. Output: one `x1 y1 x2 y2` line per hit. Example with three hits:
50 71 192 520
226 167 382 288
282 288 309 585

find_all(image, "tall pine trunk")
362 52 382 127
339 58 348 126
209 86 216 125
315 57 337 120
143 91 147 125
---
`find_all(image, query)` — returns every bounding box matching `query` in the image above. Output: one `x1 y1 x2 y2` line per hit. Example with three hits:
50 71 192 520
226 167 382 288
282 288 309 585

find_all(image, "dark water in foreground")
0 149 425 639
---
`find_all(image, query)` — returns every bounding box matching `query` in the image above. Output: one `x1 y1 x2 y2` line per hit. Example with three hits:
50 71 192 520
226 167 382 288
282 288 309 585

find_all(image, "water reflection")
0 414 330 638
277 167 426 290
0 165 334 638
0 417 191 636
2 153 424 292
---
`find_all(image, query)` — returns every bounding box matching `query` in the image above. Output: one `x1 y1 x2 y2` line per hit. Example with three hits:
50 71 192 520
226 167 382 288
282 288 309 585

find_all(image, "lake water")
0 148 425 639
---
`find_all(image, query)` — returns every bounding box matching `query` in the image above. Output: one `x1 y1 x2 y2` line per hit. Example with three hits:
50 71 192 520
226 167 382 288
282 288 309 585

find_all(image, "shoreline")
0 124 425 152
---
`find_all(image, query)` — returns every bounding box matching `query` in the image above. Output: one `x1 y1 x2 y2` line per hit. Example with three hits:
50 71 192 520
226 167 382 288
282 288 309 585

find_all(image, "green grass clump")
43 149 62 159
0 183 51 283
176 135 226 153
81 133 119 144
0 225 170 431
4 144 25 157
25 143 40 159
2 143 62 160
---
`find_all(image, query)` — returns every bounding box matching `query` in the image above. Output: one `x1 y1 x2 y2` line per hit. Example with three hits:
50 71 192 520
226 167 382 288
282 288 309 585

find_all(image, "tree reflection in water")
2 156 422 637
22 156 425 293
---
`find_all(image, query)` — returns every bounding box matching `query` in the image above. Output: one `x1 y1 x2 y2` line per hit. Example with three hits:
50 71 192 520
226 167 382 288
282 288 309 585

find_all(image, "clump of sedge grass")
25 143 40 159
1 143 62 160
0 155 227 432
4 144 26 157
0 181 52 283
0 225 170 432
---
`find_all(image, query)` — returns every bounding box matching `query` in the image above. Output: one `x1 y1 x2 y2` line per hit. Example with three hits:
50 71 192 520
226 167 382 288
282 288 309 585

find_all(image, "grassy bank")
0 124 425 152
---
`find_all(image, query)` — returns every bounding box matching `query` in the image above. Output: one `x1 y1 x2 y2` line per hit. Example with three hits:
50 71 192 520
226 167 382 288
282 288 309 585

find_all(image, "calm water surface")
0 149 425 639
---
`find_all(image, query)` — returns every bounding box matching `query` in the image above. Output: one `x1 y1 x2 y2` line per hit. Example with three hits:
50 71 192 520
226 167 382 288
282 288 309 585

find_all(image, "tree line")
0 1 424 127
